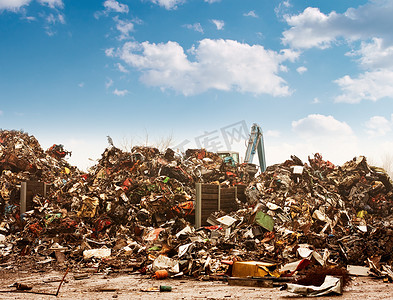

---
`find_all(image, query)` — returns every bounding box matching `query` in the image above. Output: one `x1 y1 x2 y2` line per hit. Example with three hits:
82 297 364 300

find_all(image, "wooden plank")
201 209 217 213
220 207 237 210
20 181 46 214
221 199 236 203
201 211 215 215
220 206 236 210
195 183 202 228
236 184 246 202
218 185 221 211
220 192 235 195
201 190 219 195
196 184 239 226
220 196 235 201
200 193 220 196
201 207 218 210
201 204 217 208
201 202 218 206
219 196 235 201
221 207 237 211
202 198 219 203
220 193 235 197
221 204 237 208
201 215 213 218
201 207 219 211
201 205 218 209
201 199 218 204
201 194 219 200
220 205 237 209
201 213 217 217
201 186 219 192
20 182 27 214
201 183 218 187
221 200 236 203
221 198 236 202
220 188 236 194
201 198 218 202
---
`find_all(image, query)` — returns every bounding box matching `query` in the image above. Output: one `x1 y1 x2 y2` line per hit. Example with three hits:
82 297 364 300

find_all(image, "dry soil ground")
0 270 392 300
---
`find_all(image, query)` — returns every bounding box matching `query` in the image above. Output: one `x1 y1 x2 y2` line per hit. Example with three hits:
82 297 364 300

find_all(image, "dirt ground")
0 270 392 300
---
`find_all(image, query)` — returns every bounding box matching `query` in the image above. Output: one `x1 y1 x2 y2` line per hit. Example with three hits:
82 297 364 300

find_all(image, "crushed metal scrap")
1 130 393 297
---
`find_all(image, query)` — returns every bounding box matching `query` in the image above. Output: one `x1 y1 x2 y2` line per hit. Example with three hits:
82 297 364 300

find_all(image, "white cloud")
95 0 128 18
334 70 393 103
312 97 320 104
105 48 115 57
45 13 65 24
0 0 31 11
282 1 393 49
108 39 298 96
279 65 288 72
288 114 358 164
282 1 393 104
275 0 292 18
43 12 65 35
282 7 340 49
365 115 392 137
78 82 84 88
105 78 114 89
204 0 221 3
243 10 258 18
46 13 55 24
113 88 129 96
292 114 353 138
38 0 63 9
282 0 290 7
57 13 65 23
296 66 307 74
149 0 185 10
348 38 393 70
45 29 55 36
103 0 128 13
211 19 224 30
23 15 36 21
116 62 128 73
114 16 134 40
184 23 203 33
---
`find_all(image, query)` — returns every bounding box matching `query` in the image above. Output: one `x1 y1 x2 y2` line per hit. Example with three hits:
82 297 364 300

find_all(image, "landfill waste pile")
0 130 251 272
1 130 393 297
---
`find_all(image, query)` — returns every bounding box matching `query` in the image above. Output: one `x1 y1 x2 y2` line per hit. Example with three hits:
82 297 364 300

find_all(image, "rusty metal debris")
1 130 393 297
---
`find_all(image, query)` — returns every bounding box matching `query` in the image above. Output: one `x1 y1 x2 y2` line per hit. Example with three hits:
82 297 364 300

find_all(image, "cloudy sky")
1 0 393 170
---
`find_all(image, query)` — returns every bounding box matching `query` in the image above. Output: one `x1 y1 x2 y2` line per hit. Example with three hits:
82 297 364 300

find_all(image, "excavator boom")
244 123 266 172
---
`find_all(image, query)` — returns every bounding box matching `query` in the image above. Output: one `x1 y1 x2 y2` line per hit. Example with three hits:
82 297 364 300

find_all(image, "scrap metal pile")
245 154 393 281
0 130 393 290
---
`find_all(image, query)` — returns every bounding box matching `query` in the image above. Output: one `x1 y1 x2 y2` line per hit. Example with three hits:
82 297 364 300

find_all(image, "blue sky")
1 0 393 170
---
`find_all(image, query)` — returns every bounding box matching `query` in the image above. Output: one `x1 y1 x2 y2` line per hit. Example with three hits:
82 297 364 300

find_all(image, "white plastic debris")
286 275 343 296
151 254 179 274
291 166 304 174
83 248 111 259
216 215 237 227
347 265 370 276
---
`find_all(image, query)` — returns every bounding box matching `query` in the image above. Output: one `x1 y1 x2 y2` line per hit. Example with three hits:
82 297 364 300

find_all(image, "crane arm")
244 123 266 172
